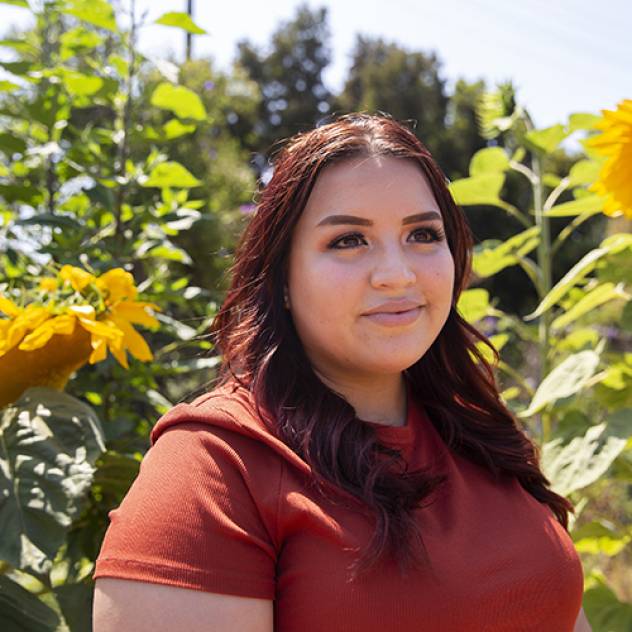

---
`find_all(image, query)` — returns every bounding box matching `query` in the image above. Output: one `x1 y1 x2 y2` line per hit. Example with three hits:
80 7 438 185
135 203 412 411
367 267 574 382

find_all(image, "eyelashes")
327 227 446 250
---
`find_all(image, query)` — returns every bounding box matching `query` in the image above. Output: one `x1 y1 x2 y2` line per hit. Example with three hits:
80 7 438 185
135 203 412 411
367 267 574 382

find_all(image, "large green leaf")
150 82 206 121
0 388 105 575
0 575 60 632
551 282 628 331
154 11 207 34
163 119 196 139
472 226 540 278
0 0 29 7
540 413 629 496
567 159 602 187
61 69 103 96
141 161 201 188
572 520 632 556
54 582 94 632
468 147 510 177
543 194 604 217
518 350 601 417
16 213 83 230
448 174 505 206
567 112 601 133
524 124 568 154
584 575 632 631
524 233 632 320
456 288 490 323
61 0 117 32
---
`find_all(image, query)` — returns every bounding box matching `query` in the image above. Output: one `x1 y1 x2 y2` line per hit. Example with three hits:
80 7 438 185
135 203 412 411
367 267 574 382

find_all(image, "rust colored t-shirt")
93 380 584 631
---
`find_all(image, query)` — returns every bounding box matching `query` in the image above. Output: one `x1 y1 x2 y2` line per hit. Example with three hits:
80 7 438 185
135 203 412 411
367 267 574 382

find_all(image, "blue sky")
1 0 630 141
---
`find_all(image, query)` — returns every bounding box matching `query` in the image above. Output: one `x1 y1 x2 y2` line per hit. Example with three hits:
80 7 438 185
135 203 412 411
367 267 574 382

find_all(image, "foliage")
0 1 629 630
452 89 632 628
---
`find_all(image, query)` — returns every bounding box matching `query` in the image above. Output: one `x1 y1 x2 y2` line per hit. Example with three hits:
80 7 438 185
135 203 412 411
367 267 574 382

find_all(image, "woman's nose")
369 247 416 289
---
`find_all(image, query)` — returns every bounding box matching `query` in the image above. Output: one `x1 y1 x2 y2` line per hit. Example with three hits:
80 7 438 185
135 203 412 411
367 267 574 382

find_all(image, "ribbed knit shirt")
93 380 584 631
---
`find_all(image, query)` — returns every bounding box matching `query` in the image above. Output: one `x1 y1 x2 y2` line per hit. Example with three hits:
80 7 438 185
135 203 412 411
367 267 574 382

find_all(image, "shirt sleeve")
92 422 280 599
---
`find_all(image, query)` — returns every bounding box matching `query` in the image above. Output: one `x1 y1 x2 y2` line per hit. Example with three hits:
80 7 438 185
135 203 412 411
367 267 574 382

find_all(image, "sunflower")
0 265 161 407
586 98 632 219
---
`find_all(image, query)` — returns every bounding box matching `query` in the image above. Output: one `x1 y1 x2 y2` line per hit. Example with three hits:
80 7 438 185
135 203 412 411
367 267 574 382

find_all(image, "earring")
283 287 290 309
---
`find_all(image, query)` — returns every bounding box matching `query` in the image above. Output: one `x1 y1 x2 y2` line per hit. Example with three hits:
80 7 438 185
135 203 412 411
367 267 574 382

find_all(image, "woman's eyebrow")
316 211 442 227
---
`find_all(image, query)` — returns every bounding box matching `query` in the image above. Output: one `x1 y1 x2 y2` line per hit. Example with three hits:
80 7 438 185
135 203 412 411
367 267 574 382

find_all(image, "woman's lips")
362 306 423 327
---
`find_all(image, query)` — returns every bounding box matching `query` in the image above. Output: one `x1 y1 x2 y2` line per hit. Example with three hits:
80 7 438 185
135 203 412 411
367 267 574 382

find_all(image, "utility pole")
186 0 193 60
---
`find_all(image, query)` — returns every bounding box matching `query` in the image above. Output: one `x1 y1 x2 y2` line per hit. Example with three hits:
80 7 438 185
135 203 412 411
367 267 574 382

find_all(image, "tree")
234 3 334 175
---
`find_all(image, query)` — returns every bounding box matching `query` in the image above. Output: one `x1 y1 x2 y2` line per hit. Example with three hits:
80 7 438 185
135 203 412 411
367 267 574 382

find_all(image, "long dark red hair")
210 112 573 578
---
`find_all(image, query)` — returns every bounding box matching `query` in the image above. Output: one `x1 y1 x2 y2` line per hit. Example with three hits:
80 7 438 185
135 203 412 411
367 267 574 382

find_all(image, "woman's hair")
210 111 574 579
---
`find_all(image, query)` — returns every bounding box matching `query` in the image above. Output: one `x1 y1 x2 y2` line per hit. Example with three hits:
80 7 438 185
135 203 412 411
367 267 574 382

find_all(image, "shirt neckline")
360 380 416 447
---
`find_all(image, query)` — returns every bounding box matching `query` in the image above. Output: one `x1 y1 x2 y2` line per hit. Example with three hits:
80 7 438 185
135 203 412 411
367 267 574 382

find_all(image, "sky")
0 0 630 142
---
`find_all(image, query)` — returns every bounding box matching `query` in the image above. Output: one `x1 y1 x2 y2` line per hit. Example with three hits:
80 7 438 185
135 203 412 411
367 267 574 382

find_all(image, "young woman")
93 113 591 631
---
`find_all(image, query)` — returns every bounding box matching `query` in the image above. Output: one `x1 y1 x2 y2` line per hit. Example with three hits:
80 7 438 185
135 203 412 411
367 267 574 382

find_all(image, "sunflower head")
0 264 161 407
585 98 632 219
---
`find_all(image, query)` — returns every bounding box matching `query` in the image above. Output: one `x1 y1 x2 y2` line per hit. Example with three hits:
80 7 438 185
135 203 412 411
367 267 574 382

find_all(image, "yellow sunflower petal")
110 315 153 362
19 314 76 351
0 295 22 318
112 300 161 328
89 336 108 364
107 338 129 369
38 277 59 292
96 268 138 304
59 264 97 292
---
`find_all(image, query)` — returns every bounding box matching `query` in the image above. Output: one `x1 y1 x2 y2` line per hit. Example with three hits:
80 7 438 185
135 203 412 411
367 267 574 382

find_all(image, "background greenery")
0 1 630 630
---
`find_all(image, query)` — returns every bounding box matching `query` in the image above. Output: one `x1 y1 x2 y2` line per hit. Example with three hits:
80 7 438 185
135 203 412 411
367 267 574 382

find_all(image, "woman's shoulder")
149 379 310 476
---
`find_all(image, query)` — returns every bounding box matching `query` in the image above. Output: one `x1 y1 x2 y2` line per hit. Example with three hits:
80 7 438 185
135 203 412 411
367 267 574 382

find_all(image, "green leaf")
155 11 207 34
150 82 206 121
0 0 29 7
61 0 117 32
142 161 201 188
572 521 631 556
518 350 600 418
540 416 628 496
524 124 569 154
0 79 20 92
0 132 26 154
54 582 95 632
448 174 505 206
0 575 60 632
524 236 630 320
567 159 602 187
16 213 83 230
0 388 105 575
567 112 601 133
469 147 510 177
61 69 103 96
543 194 604 217
143 242 194 265
163 118 196 139
623 300 632 332
0 60 32 75
473 226 540 278
456 288 490 323
551 282 627 331
60 26 103 60
584 576 632 631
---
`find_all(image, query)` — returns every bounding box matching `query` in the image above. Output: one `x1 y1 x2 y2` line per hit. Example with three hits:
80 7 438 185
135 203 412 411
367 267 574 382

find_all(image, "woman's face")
286 155 455 384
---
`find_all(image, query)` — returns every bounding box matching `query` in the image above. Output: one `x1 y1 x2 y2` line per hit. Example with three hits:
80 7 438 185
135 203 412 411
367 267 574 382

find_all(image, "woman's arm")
573 607 592 632
93 578 273 632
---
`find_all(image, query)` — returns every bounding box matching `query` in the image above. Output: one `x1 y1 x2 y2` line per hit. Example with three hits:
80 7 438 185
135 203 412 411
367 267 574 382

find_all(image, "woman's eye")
328 232 366 249
410 227 445 243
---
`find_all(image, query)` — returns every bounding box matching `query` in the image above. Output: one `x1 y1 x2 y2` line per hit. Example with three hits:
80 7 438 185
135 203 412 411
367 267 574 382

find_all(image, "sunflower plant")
0 264 161 408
